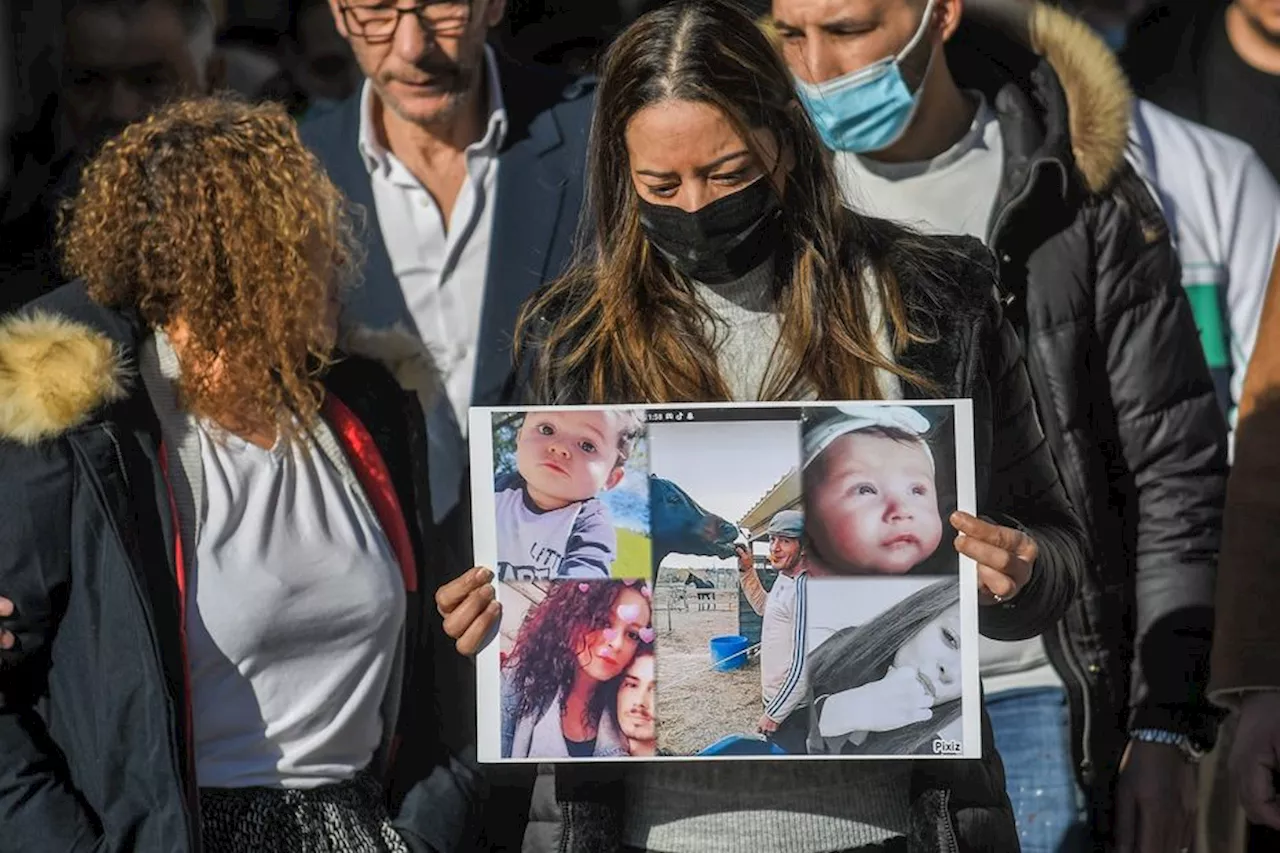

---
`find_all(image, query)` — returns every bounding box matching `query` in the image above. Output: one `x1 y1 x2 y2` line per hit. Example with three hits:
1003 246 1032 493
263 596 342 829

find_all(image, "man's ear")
938 0 964 43
605 466 626 491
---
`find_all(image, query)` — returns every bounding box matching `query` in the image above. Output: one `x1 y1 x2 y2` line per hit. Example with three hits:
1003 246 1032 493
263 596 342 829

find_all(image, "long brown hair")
60 96 360 438
515 0 946 405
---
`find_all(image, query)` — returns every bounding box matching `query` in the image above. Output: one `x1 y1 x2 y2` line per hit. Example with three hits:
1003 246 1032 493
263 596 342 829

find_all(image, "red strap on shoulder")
322 395 419 593
158 442 197 793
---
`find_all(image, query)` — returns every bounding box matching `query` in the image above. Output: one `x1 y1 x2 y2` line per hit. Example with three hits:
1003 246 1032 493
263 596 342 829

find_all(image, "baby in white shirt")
495 409 645 581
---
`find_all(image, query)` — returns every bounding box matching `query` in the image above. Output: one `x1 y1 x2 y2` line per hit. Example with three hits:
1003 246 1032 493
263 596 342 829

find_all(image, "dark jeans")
987 686 1091 853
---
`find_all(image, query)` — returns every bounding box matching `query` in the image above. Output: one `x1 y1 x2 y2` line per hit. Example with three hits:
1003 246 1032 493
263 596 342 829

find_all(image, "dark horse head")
650 474 739 565
684 572 713 589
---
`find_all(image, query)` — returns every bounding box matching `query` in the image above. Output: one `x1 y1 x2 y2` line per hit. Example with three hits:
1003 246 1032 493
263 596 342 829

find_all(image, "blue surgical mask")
795 0 937 154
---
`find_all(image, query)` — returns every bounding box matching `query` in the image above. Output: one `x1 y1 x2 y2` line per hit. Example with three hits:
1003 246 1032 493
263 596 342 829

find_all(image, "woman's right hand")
816 665 934 738
435 568 501 656
0 596 14 650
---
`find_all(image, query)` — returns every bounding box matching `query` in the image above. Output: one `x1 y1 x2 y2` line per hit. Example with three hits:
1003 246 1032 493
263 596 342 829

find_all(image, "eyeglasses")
339 1 472 44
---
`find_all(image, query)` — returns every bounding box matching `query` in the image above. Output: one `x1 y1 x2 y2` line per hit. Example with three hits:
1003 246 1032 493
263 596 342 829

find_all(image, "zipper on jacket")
986 157 1063 252
1051 618 1096 787
938 789 961 853
1017 345 1098 789
101 424 130 491
558 801 573 853
73 439 198 850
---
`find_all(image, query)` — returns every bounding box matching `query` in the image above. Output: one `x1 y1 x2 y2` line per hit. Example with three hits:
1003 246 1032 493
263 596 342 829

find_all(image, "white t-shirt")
189 423 406 789
834 92 1003 242
493 473 616 581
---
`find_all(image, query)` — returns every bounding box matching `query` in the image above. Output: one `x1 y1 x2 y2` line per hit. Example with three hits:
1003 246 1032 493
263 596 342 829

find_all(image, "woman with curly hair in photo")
503 581 655 759
0 97 478 853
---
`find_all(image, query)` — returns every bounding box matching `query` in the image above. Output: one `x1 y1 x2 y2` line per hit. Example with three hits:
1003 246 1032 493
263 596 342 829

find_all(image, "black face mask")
637 176 783 285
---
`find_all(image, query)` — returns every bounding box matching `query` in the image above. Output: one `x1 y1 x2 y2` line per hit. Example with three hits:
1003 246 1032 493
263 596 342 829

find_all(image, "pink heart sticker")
617 603 643 624
639 627 656 644
640 585 652 599
577 583 590 593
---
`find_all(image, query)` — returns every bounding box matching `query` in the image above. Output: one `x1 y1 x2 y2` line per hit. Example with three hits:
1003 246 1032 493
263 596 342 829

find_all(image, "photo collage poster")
469 401 981 763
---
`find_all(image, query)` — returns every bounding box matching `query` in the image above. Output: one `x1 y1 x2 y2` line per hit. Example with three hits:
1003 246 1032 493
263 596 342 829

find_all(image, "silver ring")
992 593 1005 603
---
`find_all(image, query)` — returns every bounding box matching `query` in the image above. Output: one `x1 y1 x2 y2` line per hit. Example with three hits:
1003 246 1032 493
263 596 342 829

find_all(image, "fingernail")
475 567 493 582
0 634 12 650
482 585 496 600
487 601 500 614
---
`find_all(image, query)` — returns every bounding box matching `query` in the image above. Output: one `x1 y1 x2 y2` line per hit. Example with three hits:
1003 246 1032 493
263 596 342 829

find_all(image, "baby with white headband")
802 405 943 575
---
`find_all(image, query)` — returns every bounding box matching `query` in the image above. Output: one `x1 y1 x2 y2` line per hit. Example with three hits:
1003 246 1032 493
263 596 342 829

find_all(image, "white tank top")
187 421 405 790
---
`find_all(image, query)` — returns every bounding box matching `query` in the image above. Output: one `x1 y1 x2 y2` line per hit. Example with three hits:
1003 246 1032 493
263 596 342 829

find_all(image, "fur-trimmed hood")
957 0 1133 194
0 311 132 445
0 284 442 446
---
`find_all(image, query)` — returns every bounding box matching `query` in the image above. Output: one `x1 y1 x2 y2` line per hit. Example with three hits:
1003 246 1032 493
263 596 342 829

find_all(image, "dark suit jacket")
298 57 594 850
298 51 596 408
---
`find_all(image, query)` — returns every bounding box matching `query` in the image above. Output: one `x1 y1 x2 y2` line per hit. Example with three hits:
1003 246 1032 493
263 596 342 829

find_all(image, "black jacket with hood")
506 220 1088 853
951 0 1227 829
0 283 483 852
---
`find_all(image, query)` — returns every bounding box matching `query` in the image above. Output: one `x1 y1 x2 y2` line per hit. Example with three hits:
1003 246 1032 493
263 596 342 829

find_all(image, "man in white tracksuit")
1126 97 1280 441
738 509 810 754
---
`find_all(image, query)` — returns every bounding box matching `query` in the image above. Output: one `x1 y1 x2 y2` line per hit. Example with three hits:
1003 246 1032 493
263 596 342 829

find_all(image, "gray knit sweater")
621 260 913 853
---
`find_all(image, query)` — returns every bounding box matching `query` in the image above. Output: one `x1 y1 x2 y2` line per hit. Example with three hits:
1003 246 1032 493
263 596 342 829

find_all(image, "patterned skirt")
199 773 411 853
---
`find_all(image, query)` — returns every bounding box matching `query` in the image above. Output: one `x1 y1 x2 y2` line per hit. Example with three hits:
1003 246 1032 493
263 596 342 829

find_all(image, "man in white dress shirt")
303 2 595 530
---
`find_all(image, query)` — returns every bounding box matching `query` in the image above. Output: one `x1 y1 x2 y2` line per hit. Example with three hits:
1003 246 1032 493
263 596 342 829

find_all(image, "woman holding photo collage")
435 1 1089 852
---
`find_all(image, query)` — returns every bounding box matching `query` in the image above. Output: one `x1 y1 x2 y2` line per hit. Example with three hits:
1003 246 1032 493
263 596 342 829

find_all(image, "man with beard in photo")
618 647 659 757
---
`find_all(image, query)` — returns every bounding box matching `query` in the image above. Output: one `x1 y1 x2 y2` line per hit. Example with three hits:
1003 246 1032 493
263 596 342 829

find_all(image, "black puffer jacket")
954 0 1228 825
505 221 1088 853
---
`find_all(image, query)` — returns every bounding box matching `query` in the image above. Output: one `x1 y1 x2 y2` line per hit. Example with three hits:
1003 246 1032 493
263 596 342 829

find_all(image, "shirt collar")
358 44 509 177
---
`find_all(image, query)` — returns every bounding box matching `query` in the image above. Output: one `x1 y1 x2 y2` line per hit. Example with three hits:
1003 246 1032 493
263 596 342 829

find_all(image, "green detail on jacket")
1183 282 1230 369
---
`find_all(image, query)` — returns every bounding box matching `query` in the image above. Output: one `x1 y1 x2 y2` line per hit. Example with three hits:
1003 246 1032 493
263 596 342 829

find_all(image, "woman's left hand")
950 511 1036 606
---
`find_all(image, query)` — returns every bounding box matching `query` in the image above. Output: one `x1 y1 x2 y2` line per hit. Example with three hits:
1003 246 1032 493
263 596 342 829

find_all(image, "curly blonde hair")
59 95 361 437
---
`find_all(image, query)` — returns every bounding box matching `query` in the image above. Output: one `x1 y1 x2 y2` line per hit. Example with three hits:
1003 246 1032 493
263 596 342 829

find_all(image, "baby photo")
498 579 658 759
491 409 652 581
801 404 960 576
803 577 972 757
